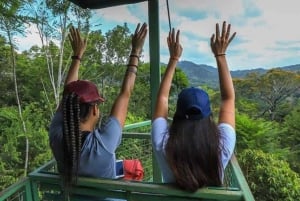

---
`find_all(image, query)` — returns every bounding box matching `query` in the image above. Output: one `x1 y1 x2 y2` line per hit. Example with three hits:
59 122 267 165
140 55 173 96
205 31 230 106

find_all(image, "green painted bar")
230 155 255 201
148 0 162 183
123 120 151 131
0 178 29 201
1 155 253 201
28 171 243 201
122 132 151 139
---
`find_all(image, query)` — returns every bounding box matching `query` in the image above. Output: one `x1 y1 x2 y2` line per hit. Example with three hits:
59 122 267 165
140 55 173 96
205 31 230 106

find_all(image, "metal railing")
0 120 255 201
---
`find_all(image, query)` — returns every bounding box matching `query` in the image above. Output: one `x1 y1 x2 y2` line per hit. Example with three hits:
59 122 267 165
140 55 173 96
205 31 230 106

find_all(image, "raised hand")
210 21 236 56
131 23 148 55
167 28 183 59
68 26 87 59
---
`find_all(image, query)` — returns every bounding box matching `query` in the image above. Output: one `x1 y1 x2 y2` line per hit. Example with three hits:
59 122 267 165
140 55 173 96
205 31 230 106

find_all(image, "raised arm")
153 28 183 120
65 26 87 85
110 23 148 127
210 21 236 128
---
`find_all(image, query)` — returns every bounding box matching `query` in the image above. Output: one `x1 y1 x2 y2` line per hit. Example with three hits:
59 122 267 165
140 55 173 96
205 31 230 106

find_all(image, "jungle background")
0 1 300 200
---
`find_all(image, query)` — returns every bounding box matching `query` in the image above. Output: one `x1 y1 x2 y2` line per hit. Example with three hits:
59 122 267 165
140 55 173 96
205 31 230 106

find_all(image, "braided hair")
62 92 99 200
62 92 82 188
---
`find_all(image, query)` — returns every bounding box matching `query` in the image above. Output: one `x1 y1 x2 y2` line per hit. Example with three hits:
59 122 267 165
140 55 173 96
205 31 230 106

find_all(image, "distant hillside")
177 60 300 88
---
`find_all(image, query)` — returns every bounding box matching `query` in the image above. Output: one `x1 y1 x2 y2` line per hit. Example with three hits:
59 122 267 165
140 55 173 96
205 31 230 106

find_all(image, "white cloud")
15 24 42 52
15 0 300 70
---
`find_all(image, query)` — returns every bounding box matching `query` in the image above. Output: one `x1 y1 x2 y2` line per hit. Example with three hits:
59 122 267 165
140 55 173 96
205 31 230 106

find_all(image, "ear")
92 105 98 116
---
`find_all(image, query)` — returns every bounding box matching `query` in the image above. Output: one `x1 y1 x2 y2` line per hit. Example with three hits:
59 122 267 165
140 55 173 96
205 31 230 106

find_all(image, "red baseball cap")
64 80 105 103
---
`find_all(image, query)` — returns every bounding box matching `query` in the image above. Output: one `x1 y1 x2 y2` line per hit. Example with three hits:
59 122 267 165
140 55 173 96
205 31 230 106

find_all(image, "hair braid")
73 95 81 184
62 93 82 188
69 93 77 183
63 94 72 187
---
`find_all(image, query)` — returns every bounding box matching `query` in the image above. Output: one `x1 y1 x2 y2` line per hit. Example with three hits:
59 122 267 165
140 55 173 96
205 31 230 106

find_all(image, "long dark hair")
62 92 93 189
165 114 222 192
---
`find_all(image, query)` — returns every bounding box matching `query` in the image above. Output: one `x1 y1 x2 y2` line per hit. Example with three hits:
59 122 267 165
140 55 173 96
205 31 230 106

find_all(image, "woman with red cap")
49 23 147 196
151 21 236 192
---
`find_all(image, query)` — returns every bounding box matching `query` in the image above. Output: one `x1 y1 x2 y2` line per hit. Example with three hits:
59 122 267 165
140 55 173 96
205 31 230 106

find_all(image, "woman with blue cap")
151 21 236 192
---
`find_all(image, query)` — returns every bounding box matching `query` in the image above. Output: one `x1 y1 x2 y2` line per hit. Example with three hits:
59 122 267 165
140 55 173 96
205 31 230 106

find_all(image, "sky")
16 0 300 70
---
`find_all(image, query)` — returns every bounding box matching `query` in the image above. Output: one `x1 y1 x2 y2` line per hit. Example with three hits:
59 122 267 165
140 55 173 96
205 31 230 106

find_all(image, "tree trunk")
6 23 29 177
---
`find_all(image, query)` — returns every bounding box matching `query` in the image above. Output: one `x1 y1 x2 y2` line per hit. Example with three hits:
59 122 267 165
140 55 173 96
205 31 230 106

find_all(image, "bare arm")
56 26 87 111
64 26 87 85
110 23 148 127
210 21 236 128
153 28 183 120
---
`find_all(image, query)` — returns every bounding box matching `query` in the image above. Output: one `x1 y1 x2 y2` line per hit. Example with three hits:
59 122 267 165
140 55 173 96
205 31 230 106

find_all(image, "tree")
238 149 300 201
0 103 52 191
0 0 32 176
282 101 300 173
104 23 132 65
0 35 15 106
234 69 300 121
28 0 92 109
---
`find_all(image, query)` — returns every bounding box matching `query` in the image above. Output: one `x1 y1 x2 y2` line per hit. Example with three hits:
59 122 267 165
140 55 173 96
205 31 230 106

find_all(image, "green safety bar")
0 130 255 201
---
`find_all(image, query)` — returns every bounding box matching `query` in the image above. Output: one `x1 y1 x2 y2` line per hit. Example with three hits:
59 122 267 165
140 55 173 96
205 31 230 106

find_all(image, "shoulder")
151 117 168 138
152 117 168 129
49 111 63 140
218 123 236 139
218 123 236 167
151 117 169 149
218 123 236 149
101 116 122 132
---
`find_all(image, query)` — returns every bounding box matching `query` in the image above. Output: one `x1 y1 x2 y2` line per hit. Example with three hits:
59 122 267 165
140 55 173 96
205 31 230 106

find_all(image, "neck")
80 121 95 132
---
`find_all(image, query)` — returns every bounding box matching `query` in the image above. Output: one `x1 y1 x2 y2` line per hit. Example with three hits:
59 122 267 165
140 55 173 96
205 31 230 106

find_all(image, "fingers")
210 34 215 45
215 23 220 39
171 28 175 43
221 21 226 38
228 32 236 44
140 23 148 38
225 23 231 40
214 21 236 43
134 23 141 35
134 22 148 39
176 29 180 43
168 28 178 44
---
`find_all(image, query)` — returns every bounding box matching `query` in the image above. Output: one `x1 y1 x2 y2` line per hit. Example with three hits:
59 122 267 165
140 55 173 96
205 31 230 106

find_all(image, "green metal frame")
0 131 255 201
0 177 32 201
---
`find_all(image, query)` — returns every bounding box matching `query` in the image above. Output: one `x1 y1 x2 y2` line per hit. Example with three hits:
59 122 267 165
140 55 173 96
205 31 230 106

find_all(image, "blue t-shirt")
151 117 236 183
49 111 122 179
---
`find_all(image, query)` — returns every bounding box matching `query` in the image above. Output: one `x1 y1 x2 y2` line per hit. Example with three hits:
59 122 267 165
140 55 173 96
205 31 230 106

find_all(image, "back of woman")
151 21 237 192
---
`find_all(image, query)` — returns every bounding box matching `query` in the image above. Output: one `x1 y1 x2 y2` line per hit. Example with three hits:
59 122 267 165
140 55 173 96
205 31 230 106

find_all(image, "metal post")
148 0 162 182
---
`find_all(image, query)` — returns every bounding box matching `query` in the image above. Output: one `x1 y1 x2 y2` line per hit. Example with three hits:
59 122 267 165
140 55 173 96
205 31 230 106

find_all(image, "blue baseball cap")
174 87 211 120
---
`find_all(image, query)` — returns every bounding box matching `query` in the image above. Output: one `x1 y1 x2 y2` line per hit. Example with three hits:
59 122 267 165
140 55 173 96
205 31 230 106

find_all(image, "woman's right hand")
68 26 87 58
167 28 183 59
131 23 148 55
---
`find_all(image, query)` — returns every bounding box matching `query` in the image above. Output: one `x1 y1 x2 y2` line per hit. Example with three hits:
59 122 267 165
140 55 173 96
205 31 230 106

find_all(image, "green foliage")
281 101 300 173
0 106 24 190
239 149 300 201
0 103 52 190
234 70 300 121
104 23 131 65
235 112 289 157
